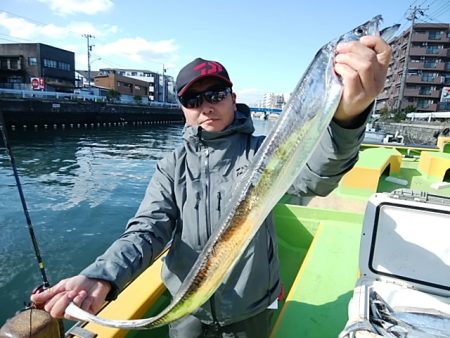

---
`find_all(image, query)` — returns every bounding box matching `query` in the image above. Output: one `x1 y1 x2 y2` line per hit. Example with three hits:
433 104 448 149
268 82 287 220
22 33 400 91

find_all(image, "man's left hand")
333 35 392 127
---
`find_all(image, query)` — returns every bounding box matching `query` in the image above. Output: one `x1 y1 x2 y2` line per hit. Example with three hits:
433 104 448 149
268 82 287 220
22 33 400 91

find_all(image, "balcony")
409 47 448 57
406 74 444 85
411 32 450 43
404 88 441 99
408 61 447 71
377 92 389 100
415 103 438 112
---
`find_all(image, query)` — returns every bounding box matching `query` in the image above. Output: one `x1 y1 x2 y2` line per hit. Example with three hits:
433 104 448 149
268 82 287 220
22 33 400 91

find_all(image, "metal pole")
397 6 426 112
83 34 94 88
162 65 166 103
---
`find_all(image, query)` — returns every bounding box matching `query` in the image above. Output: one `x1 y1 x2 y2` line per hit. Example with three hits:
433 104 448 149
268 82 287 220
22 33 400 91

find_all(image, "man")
31 35 392 338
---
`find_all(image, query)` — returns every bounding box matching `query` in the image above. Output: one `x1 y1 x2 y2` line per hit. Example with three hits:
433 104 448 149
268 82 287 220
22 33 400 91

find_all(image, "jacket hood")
183 103 255 142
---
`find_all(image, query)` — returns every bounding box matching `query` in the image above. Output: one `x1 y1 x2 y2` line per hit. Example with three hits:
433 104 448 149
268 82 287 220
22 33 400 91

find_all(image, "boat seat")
418 151 450 182
437 136 450 153
341 147 402 192
79 251 168 338
271 219 362 338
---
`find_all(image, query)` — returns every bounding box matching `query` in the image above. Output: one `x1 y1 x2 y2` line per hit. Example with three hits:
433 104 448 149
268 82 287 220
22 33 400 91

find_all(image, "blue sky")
0 0 449 104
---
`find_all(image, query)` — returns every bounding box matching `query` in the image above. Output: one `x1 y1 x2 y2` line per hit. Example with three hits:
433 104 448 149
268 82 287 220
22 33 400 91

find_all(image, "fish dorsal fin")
380 24 400 43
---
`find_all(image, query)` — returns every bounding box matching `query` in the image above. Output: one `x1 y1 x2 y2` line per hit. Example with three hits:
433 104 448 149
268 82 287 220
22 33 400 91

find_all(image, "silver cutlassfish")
65 15 399 329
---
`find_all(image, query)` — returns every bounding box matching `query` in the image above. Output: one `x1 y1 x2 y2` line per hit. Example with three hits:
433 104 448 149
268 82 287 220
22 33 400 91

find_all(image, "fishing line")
0 110 50 290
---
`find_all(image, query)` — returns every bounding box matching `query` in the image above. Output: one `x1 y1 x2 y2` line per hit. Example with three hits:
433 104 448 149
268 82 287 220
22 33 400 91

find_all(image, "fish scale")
65 15 399 329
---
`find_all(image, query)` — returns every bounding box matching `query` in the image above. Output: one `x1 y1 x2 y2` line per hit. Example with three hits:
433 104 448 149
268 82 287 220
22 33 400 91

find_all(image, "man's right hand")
30 275 111 319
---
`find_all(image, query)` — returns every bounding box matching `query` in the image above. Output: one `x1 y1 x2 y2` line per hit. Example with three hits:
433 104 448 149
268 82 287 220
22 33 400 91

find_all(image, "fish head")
337 15 399 44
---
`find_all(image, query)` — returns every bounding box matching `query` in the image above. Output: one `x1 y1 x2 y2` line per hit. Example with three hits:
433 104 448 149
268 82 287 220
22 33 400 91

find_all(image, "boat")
2 137 449 338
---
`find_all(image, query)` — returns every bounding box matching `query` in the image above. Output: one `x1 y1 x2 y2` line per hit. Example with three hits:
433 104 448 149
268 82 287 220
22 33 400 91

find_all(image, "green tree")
134 95 142 104
107 89 121 103
404 105 416 114
393 110 407 122
379 106 390 121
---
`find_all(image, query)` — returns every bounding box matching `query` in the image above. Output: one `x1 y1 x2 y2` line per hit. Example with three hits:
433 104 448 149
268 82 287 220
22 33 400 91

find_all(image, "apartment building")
95 68 175 103
262 92 285 109
0 43 75 92
376 23 450 113
94 69 150 98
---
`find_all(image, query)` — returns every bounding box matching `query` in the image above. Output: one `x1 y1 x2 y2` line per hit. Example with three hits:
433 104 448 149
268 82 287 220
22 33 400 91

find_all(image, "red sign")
31 77 45 90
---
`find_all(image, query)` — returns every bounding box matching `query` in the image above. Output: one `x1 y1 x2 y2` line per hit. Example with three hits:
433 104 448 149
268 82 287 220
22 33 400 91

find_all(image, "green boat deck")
272 204 364 337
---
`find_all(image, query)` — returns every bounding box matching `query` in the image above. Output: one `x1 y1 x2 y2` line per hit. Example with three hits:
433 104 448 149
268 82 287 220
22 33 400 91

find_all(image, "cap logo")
194 61 223 75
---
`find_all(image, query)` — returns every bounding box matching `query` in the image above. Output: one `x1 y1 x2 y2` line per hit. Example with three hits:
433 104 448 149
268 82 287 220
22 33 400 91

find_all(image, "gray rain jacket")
81 103 367 325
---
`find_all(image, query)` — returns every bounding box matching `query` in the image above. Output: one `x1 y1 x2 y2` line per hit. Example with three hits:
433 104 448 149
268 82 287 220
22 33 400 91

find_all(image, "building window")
419 87 431 95
425 45 440 54
417 99 432 108
43 59 57 68
421 73 435 82
424 60 437 68
117 81 132 88
28 57 37 66
8 76 22 83
58 62 71 71
9 59 20 70
428 31 442 40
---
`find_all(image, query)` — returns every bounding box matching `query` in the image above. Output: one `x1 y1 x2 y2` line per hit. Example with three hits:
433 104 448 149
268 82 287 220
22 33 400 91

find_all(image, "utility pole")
397 6 426 112
162 64 166 103
82 34 95 88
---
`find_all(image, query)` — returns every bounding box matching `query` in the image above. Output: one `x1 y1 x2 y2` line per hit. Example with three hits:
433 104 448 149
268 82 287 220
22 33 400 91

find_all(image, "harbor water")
0 118 275 325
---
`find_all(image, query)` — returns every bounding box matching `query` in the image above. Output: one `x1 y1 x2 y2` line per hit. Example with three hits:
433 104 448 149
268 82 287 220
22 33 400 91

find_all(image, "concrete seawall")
1 98 184 129
376 121 449 146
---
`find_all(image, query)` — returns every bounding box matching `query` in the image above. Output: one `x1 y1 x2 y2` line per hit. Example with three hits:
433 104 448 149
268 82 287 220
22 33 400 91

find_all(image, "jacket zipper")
217 191 222 219
203 147 220 326
194 192 201 246
204 148 211 238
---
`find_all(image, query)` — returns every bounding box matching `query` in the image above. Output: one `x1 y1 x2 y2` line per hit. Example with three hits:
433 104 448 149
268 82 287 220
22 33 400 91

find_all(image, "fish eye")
354 27 366 36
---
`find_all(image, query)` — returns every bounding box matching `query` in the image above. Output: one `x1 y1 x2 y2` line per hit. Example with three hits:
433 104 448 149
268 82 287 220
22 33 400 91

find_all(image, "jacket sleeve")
80 152 178 299
288 107 370 197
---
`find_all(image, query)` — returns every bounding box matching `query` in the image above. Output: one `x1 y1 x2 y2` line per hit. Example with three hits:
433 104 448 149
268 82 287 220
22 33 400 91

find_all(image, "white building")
262 92 285 109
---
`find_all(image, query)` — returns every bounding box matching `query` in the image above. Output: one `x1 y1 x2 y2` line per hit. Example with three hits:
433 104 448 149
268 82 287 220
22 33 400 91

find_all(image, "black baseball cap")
176 58 233 96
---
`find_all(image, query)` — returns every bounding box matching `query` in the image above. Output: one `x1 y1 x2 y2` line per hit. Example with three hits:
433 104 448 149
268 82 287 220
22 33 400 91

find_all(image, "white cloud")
0 12 65 40
235 87 264 106
38 0 113 15
0 13 179 74
97 37 179 65
0 13 116 41
67 22 118 38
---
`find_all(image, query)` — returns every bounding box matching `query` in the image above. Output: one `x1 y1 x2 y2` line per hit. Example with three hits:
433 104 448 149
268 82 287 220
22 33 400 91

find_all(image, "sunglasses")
179 87 232 109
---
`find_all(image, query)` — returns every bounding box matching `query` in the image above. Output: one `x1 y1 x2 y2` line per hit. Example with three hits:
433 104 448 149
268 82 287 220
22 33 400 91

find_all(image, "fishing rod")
0 110 50 291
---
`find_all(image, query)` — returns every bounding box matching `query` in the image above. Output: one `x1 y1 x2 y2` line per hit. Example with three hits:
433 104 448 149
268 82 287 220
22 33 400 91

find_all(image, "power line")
0 36 23 43
427 1 450 18
0 32 34 43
